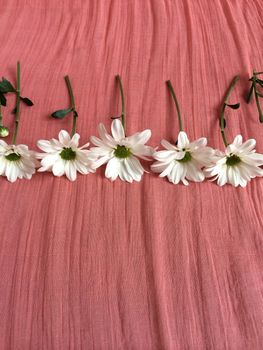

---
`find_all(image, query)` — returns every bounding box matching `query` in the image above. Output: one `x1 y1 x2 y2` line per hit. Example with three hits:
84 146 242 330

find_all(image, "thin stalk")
166 80 183 131
220 75 240 147
12 61 21 144
252 70 263 122
65 75 77 137
116 75 125 130
0 103 2 126
254 87 263 122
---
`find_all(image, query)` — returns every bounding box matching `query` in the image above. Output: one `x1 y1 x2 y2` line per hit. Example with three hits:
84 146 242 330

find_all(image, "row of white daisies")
1 118 262 187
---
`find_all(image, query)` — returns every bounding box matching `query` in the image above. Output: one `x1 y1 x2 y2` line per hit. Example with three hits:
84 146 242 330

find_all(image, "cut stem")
65 75 77 137
166 80 183 131
12 61 21 144
220 75 240 147
116 75 125 130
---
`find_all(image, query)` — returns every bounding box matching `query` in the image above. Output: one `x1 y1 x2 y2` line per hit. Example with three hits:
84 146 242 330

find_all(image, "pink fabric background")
0 1 263 349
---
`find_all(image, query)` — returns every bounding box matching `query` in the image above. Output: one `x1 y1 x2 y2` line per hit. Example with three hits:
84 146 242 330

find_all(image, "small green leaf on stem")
20 96 34 106
0 78 16 93
0 93 6 106
247 85 254 103
51 108 73 119
225 103 240 109
73 110 78 118
256 91 263 98
256 79 263 87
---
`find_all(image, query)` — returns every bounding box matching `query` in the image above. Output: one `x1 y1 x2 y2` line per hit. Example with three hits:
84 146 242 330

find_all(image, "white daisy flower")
0 140 38 182
37 130 94 181
205 135 263 187
151 131 214 185
89 119 153 182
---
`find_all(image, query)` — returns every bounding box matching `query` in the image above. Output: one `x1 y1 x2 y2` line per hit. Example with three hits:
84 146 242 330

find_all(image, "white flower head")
89 119 153 182
0 140 38 182
151 131 214 185
37 130 94 181
205 134 263 187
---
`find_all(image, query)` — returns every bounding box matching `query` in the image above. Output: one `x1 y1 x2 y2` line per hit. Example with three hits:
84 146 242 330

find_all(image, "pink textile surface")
0 0 263 349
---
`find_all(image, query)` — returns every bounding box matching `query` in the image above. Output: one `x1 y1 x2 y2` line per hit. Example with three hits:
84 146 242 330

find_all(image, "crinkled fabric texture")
0 1 263 349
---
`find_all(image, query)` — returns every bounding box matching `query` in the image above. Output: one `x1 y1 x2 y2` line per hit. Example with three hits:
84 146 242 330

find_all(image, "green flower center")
226 154 241 166
177 151 192 163
114 145 131 159
60 147 76 160
5 152 21 161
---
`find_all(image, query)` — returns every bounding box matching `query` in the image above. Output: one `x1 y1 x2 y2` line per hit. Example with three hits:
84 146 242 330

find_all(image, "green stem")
166 80 183 131
65 75 77 137
0 103 2 126
220 75 240 147
12 61 21 144
116 75 125 131
252 70 263 122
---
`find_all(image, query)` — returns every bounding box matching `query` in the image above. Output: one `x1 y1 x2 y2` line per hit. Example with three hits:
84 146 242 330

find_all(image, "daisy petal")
37 140 58 153
65 161 77 181
159 161 175 177
233 135 243 146
91 155 111 169
105 157 120 181
239 139 256 153
98 123 117 147
52 158 65 176
127 129 151 145
124 158 142 182
41 154 59 170
58 130 71 146
69 133 80 148
177 131 189 149
161 139 177 151
111 119 125 141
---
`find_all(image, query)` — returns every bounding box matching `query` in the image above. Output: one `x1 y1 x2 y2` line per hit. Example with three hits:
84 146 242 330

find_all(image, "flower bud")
0 126 9 137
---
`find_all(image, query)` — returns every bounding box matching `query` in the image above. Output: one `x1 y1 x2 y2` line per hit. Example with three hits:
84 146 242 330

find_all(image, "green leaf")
51 108 72 119
256 91 263 98
0 93 6 106
247 85 254 103
256 78 263 87
20 96 34 106
0 78 16 93
225 103 240 109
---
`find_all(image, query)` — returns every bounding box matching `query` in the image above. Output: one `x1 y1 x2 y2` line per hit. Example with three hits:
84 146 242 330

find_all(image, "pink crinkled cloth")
0 1 262 349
